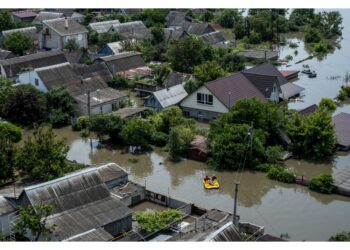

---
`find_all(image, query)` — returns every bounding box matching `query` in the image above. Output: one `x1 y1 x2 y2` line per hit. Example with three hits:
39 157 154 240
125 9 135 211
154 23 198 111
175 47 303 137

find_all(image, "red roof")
12 11 38 18
280 70 299 78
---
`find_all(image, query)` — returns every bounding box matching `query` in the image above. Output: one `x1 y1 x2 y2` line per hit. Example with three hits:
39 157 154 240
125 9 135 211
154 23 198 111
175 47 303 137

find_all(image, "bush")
305 28 322 43
4 31 33 56
265 145 283 164
109 74 131 89
150 131 168 147
319 98 337 111
72 116 90 131
134 209 183 232
313 40 332 53
336 85 350 102
309 173 335 194
329 232 350 241
267 165 296 183
248 32 262 44
0 121 22 143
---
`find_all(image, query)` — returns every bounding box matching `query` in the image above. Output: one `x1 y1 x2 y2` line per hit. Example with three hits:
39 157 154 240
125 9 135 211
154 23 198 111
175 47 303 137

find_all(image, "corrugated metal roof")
33 11 64 24
100 52 145 74
74 86 126 106
0 195 15 214
88 20 120 34
65 228 113 241
332 112 350 147
109 21 151 40
280 82 305 99
153 84 188 108
43 17 87 36
72 62 113 83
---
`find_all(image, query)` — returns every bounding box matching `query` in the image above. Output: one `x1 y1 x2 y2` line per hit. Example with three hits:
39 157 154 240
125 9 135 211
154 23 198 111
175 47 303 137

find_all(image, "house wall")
63 33 88 49
144 95 163 112
269 83 280 101
0 214 11 236
103 215 132 236
180 85 228 120
105 175 128 189
17 70 48 92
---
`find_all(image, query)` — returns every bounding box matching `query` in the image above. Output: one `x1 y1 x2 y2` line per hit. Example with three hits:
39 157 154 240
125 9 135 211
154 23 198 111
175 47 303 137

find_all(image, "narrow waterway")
28 126 349 241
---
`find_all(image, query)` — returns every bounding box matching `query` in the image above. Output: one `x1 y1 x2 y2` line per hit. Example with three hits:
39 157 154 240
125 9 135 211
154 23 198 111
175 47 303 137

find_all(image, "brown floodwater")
20 126 350 241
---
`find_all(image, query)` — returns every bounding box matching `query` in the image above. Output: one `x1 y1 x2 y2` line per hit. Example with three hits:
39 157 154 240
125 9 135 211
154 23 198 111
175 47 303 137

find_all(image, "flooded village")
1 8 350 242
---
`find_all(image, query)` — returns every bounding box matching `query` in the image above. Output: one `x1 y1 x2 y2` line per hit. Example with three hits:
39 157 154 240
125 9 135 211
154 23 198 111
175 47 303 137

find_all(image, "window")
197 93 213 105
34 78 39 86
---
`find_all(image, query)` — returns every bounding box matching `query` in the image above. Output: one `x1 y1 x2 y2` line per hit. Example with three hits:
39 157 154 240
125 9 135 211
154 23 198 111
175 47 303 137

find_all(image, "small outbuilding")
186 135 208 162
332 112 350 151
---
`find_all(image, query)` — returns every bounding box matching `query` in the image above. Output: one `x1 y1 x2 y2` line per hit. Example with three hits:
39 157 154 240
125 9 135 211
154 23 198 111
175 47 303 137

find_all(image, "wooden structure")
186 135 208 162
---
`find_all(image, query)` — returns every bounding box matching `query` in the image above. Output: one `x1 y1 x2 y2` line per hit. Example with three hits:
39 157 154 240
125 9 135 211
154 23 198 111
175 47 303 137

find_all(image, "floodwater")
34 125 350 241
277 9 350 115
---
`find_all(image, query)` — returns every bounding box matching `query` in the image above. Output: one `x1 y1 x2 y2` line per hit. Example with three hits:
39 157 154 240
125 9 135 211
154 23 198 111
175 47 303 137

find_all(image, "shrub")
0 121 22 143
319 98 337 111
313 40 332 53
150 131 168 147
329 232 350 241
309 173 335 194
305 28 321 43
248 32 262 44
72 116 90 131
267 165 296 183
134 209 183 232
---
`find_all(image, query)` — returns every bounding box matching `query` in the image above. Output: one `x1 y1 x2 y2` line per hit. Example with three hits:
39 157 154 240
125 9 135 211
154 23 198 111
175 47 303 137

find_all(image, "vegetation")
15 204 55 241
120 118 155 150
329 232 350 241
193 61 226 84
15 126 69 181
4 31 34 56
287 111 337 160
0 133 15 183
220 53 246 73
319 98 337 111
64 38 79 51
309 173 335 194
216 9 243 28
0 121 22 143
167 125 195 162
97 32 122 47
266 165 296 183
336 85 350 102
134 209 183 233
0 78 14 116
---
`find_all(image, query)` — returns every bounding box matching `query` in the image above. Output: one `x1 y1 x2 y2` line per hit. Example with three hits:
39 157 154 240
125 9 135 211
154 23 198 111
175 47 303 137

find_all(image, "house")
186 135 208 162
182 21 215 36
40 17 88 50
163 28 188 43
98 41 128 56
88 20 121 34
297 104 318 116
164 71 193 88
0 196 16 237
0 49 15 60
11 10 38 23
145 84 188 112
199 31 236 48
32 11 64 25
73 62 114 83
109 21 152 40
99 51 146 75
332 112 350 151
237 50 279 61
165 11 189 28
16 167 133 241
0 50 67 80
1 27 38 45
112 107 148 119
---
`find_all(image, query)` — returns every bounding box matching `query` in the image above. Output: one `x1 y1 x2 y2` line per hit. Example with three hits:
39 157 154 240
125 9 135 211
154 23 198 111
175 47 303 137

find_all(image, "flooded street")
38 125 350 241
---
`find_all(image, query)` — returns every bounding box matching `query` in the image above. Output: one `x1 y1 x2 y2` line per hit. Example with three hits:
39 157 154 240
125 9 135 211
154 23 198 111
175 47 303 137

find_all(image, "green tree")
3 85 47 126
0 122 22 143
151 26 165 44
0 134 15 183
216 9 243 28
329 232 350 241
15 126 69 181
220 53 246 72
193 61 226 84
304 27 322 43
15 204 55 241
88 113 126 142
98 32 122 47
87 30 99 45
168 127 183 162
287 111 337 160
167 36 214 73
64 38 79 52
319 98 336 111
109 74 131 89
139 9 168 27
121 118 154 150
4 32 34 56
309 173 335 194
0 78 14 115
0 10 16 32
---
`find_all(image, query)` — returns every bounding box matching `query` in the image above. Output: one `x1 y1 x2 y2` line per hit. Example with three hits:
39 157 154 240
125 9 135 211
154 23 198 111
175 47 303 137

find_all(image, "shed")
99 51 145 75
88 20 121 34
186 135 208 162
237 50 279 61
145 84 188 112
332 112 350 150
279 70 300 81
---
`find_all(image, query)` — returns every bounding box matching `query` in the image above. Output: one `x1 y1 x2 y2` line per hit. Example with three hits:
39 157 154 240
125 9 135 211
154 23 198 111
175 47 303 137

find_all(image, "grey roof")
109 21 151 40
2 27 38 40
237 50 279 60
21 168 111 214
100 52 145 74
163 28 188 43
112 107 148 118
199 31 226 45
63 50 86 64
35 62 80 90
121 9 143 16
65 228 113 241
0 196 15 214
68 76 109 97
0 49 14 60
0 50 67 78
96 163 128 183
46 195 131 241
204 72 266 108
43 17 88 36
332 112 350 147
44 9 75 17
153 84 188 109
88 20 120 34
32 11 64 24
165 11 187 27
74 86 126 106
104 41 124 54
73 62 113 83
280 82 305 99
164 71 192 87
182 21 214 36
298 104 318 116
242 73 279 99
243 63 288 86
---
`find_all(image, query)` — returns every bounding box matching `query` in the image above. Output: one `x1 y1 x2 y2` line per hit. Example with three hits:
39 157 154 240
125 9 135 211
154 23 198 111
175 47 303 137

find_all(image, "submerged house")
16 166 133 241
145 84 188 112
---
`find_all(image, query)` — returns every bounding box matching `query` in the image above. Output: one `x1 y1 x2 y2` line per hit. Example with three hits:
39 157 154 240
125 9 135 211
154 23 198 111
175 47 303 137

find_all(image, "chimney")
65 17 69 30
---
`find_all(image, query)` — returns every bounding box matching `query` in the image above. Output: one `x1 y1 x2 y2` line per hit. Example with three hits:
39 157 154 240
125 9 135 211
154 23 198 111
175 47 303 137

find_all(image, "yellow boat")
203 179 220 189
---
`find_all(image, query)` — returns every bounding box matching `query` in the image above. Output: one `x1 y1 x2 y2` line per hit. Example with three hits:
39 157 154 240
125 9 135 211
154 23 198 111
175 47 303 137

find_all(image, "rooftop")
43 17 88 36
332 112 350 147
100 51 145 74
112 107 148 118
33 11 64 24
280 82 305 99
0 195 15 214
237 50 279 60
88 20 121 34
298 104 318 116
153 84 188 109
74 87 126 106
12 10 38 19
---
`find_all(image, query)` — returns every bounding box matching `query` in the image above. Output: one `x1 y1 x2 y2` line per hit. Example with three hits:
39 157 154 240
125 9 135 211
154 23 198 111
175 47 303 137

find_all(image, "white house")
40 17 88 50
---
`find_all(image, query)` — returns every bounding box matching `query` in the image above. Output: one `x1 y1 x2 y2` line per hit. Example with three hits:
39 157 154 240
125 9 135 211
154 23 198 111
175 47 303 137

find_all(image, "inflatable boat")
203 179 220 189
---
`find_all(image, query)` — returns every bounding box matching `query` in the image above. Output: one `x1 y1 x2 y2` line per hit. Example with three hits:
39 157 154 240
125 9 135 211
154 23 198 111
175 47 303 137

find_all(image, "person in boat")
204 176 210 182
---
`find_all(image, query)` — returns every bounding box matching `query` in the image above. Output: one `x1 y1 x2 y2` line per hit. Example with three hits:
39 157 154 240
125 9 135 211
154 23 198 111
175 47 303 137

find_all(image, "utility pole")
233 182 240 227
87 89 91 117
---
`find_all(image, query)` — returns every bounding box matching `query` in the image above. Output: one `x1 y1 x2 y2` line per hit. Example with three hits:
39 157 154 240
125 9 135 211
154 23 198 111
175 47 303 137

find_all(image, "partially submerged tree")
15 204 55 241
121 118 154 150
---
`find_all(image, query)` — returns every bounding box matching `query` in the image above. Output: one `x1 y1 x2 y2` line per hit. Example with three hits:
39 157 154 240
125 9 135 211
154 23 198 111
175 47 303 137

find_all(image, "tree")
0 122 22 143
216 9 243 28
304 27 322 43
220 53 246 72
0 78 14 116
287 111 337 160
329 232 350 241
45 88 75 127
193 61 226 84
0 134 15 183
64 38 79 51
15 126 69 181
151 26 165 44
15 204 55 241
319 98 336 111
88 113 126 142
98 32 122 47
0 10 16 32
318 11 342 39
139 9 168 27
4 31 34 56
309 173 335 194
167 36 214 73
109 74 131 89
120 118 154 150
3 85 47 126
167 126 194 162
